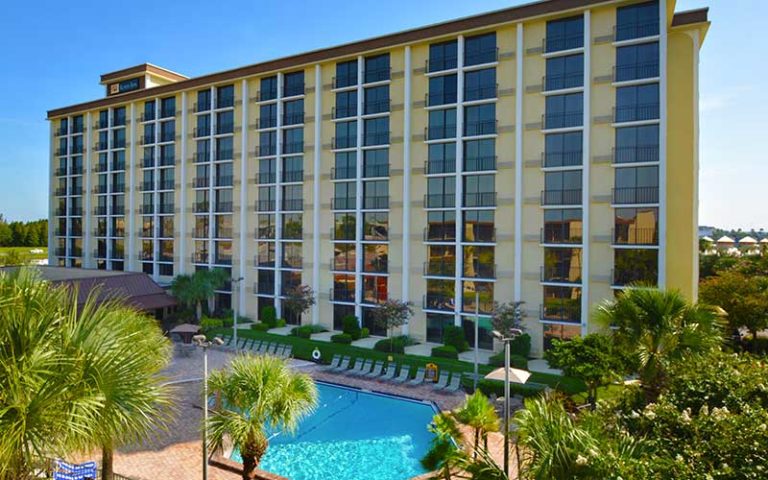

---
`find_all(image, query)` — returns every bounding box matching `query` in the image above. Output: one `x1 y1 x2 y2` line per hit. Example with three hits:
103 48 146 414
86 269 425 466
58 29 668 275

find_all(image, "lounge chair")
364 361 385 378
274 345 286 357
348 359 371 376
322 354 342 370
432 371 450 389
378 363 397 381
392 365 412 383
444 373 463 392
237 338 247 350
283 345 293 358
250 340 261 352
269 343 279 355
257 342 269 354
243 339 254 350
332 356 351 372
407 367 426 386
344 358 364 375
220 335 232 347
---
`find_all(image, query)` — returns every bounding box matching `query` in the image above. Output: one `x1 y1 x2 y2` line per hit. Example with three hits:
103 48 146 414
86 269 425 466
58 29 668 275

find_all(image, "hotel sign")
107 77 142 96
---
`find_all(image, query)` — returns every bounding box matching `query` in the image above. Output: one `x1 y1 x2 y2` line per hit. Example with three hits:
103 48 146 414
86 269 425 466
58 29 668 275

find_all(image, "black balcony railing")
424 226 457 242
55 125 68 136
282 170 304 183
331 256 354 272
68 186 80 195
194 126 211 138
284 84 305 97
364 131 390 146
215 176 233 187
613 227 659 246
194 202 209 213
541 189 582 206
195 151 211 163
95 141 108 151
614 62 660 83
282 142 304 154
544 112 583 130
423 293 455 312
71 144 83 154
463 192 496 207
256 145 277 157
192 252 209 264
464 84 498 102
194 177 210 188
615 21 660 42
613 146 659 164
215 202 233 213
142 156 155 168
541 226 583 244
544 73 583 92
464 47 499 67
540 304 581 323
541 265 582 284
256 255 275 268
612 268 657 287
332 197 355 210
363 196 389 210
544 34 584 54
54 247 67 257
330 287 355 303
426 55 458 73
332 106 357 119
256 172 276 184
463 226 496 243
282 199 303 211
612 186 659 205
364 99 390 115
94 206 108 216
159 179 175 190
54 187 66 196
158 203 174 214
427 92 458 107
330 166 355 180
110 205 124 215
464 155 497 172
364 67 390 84
283 113 305 125
214 255 232 266
256 200 276 212
614 104 660 123
425 193 456 209
333 74 357 89
464 120 497 137
216 122 234 135
542 151 582 168
255 282 276 295
68 207 82 216
424 261 456 277
140 181 153 191
216 149 234 161
259 116 277 129
425 159 456 175
464 262 496 279
54 167 67 176
426 125 457 140
112 161 125 171
363 164 389 178
216 96 235 109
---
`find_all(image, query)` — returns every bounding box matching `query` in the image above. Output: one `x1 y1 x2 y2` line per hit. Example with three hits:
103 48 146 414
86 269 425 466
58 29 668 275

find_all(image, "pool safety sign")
425 363 439 382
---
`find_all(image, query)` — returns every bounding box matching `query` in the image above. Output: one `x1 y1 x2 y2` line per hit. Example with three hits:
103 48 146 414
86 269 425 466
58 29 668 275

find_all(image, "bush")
431 345 459 359
221 317 234 328
475 379 545 398
291 325 314 339
276 318 286 328
489 353 529 369
250 323 271 332
261 306 278 327
374 335 414 354
331 333 353 344
509 333 532 358
200 316 223 331
443 325 469 352
360 327 370 338
342 315 362 340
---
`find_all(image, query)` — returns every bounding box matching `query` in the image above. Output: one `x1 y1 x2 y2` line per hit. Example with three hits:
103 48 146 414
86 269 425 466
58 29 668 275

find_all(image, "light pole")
492 327 524 478
193 334 224 480
231 277 244 350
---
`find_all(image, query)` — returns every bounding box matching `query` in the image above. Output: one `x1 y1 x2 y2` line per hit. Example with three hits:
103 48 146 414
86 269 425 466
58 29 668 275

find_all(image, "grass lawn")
571 383 627 405
0 246 48 262
210 327 586 395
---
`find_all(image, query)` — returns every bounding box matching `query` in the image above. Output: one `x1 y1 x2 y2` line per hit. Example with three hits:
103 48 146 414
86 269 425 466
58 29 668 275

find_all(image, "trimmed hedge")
508 333 532 358
488 353 529 370
360 327 370 338
200 316 224 331
261 306 278 327
431 345 459 359
291 325 314 339
342 315 362 340
250 322 271 332
374 337 406 354
474 378 546 398
443 325 469 352
331 333 353 344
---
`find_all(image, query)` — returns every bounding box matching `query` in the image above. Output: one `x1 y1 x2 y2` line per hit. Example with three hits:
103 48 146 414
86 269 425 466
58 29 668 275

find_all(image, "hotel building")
47 0 709 356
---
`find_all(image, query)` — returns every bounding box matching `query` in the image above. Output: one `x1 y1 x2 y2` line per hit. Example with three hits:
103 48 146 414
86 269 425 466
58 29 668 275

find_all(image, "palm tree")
454 391 499 456
0 268 174 480
170 268 228 320
594 287 722 400
421 412 464 479
207 355 317 479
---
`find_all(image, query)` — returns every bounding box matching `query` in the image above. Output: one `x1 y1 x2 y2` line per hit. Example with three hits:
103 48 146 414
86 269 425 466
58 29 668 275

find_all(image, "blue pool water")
230 382 437 480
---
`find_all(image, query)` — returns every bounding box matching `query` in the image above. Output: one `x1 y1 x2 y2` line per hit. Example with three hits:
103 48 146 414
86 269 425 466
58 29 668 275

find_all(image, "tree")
699 269 768 350
454 391 500 456
0 268 174 480
545 334 629 409
491 301 525 336
282 284 316 323
207 355 317 479
370 298 414 350
594 288 722 401
421 412 464 480
170 268 228 320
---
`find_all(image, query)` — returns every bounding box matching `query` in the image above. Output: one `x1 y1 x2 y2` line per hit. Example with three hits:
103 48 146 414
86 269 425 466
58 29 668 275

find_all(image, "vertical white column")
354 56 364 323
239 79 249 314
275 73 284 317
179 92 188 274
454 36 465 327
658 0 668 288
312 64 322 325
581 10 591 337
128 104 136 271
514 24 524 303
402 46 412 334
84 112 93 268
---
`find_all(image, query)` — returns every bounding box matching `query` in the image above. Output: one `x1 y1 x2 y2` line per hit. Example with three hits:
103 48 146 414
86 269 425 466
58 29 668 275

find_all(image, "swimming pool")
230 382 438 480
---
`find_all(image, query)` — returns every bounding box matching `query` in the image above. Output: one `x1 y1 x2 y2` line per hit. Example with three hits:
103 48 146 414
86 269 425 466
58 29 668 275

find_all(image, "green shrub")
509 333 532 358
308 324 327 334
474 378 545 398
489 353 529 369
342 315 361 340
250 323 271 332
331 333 353 344
260 306 278 327
221 317 234 328
276 318 286 328
443 325 469 352
291 325 314 339
431 345 459 359
200 316 223 331
360 327 370 338
374 335 413 354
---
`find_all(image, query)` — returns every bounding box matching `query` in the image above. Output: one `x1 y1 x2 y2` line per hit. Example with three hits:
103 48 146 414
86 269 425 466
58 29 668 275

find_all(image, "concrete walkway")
350 335 383 349
458 348 494 365
311 330 342 342
528 358 563 375
267 325 294 336
404 341 441 357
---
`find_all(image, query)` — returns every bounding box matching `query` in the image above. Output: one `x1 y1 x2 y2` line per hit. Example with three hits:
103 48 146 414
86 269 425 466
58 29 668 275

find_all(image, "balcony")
70 248 83 257
193 227 208 239
464 47 499 67
70 165 83 175
216 96 235 109
363 196 389 210
425 193 456 209
55 125 68 136
541 226 583 245
283 113 305 125
216 122 234 135
332 74 357 89
541 189 582 206
364 99 390 116
158 203 174 214
543 112 583 130
426 55 458 73
67 207 82 216
93 162 108 173
139 251 154 261
55 147 68 156
463 192 496 207
194 126 211 138
612 268 657 287
110 206 125 215
54 187 67 196
463 226 496 243
613 104 660 124
158 179 175 190
111 250 125 260
214 255 232 266
95 142 108 151
544 34 584 54
258 116 277 129
540 304 581 323
94 206 108 216
194 202 210 213
71 144 84 155
257 89 277 102
330 287 355 303
612 186 659 205
192 252 209 264
464 84 498 102
427 92 458 107
283 84 305 98
613 227 658 246
193 177 210 188
363 164 389 178
463 262 496 279
142 134 154 145
93 249 108 259
425 125 457 141
613 146 659 164
542 151 582 168
331 197 355 210
112 161 126 171
113 139 126 149
464 120 497 137
541 265 582 285
423 293 455 312
255 282 276 296
363 131 390 147
194 152 211 163
330 166 355 180
216 227 233 239
215 202 233 213
331 256 354 272
543 73 583 92
332 106 357 119
424 261 456 277
282 142 304 155
215 149 234 161
256 145 277 157
614 21 660 42
425 159 456 175
256 172 276 184
282 198 303 211
256 255 275 268
54 167 67 176
140 181 153 191
215 175 233 187
614 62 660 83
112 183 125 192
282 170 304 183
54 247 67 257
141 227 154 238
96 119 109 130
68 187 81 196
256 200 276 212
142 156 155 168
363 67 390 84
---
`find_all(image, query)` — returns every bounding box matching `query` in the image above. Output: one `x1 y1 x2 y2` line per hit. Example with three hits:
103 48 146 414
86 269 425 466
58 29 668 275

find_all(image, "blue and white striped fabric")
54 460 97 480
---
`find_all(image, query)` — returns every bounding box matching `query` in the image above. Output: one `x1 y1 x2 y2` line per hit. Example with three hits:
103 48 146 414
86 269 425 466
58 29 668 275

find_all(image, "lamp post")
492 327 524 478
231 277 244 350
193 334 224 480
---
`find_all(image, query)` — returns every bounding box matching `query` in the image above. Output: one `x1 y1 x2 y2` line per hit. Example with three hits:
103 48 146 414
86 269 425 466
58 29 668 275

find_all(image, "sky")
0 0 763 229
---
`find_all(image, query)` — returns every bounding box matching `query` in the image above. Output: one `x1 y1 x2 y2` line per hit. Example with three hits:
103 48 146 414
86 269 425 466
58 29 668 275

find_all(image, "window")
363 244 388 273
335 91 357 119
543 209 583 244
615 207 658 245
615 125 659 163
112 129 126 149
429 40 458 72
615 84 659 123
426 211 456 242
216 111 234 134
257 186 276 211
159 216 173 238
464 104 496 136
282 185 303 211
361 276 387 305
160 145 174 165
260 76 277 101
463 245 495 278
259 131 277 157
364 117 389 146
545 54 584 91
428 75 457 106
283 71 305 97
543 248 582 283
215 189 233 212
543 171 582 205
258 158 276 184
463 210 495 242
215 137 233 160
283 213 302 239
616 0 659 41
197 90 211 111
614 166 659 204
427 314 456 343
112 107 126 126
464 68 496 101
260 103 277 129
333 213 356 240
363 180 388 209
257 269 276 295
542 286 581 323
427 177 456 208
363 212 388 240
282 156 303 183
334 121 357 149
335 60 358 88
196 115 211 137
614 249 658 286
427 143 456 174
216 85 234 109
543 324 581 350
214 163 231 187
363 149 389 177
160 97 175 118
545 93 583 129
463 175 495 207
364 54 390 83
98 110 109 129
334 152 356 180
333 243 356 272
333 304 355 330
616 42 659 82
464 32 497 66
427 245 456 276
362 307 387 335
462 281 494 315
546 16 584 52
257 214 276 239
333 182 356 210
283 99 304 125
282 128 304 154
544 132 583 167
143 100 155 121
364 86 389 115
464 139 495 171
428 108 457 140
426 280 455 312
282 243 302 269
160 120 175 143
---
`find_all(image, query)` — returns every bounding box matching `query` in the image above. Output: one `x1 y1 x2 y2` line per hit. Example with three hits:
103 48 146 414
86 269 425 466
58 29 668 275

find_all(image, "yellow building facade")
47 0 709 357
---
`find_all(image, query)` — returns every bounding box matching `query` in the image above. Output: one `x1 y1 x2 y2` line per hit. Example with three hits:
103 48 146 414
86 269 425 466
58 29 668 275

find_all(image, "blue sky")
0 0 762 229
